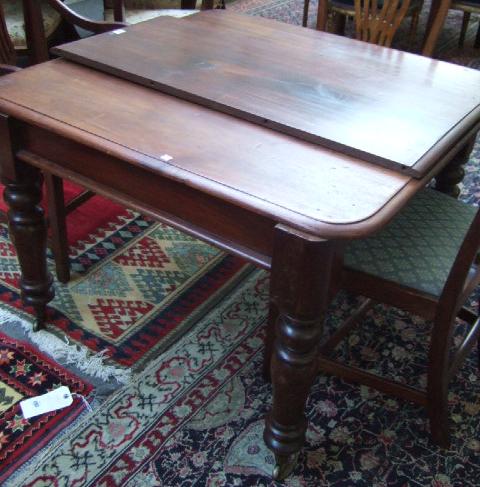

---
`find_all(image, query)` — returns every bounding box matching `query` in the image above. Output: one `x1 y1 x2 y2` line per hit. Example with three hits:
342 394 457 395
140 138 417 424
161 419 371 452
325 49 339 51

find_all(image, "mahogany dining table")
0 11 479 480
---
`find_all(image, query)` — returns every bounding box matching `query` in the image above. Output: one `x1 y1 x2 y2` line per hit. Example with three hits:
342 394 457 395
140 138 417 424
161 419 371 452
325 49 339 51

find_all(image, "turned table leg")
435 136 476 198
2 163 54 330
263 224 335 480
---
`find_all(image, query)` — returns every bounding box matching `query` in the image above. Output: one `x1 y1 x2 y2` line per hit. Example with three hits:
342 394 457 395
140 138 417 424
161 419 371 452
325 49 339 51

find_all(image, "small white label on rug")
20 386 73 419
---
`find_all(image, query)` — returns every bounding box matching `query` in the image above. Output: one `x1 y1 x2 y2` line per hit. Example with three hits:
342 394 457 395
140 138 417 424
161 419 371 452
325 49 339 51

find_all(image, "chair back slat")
0 2 16 66
354 0 411 47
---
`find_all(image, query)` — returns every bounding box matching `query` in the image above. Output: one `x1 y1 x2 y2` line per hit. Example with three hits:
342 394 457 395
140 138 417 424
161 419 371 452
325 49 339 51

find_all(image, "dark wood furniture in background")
0 3 18 70
0 11 479 480
21 0 126 64
422 0 480 55
22 0 219 65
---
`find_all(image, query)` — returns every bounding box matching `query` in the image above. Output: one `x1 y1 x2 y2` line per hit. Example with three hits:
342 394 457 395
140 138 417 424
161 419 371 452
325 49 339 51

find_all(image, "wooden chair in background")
21 0 222 65
321 189 480 447
0 4 19 71
5 0 65 64
450 0 480 48
353 0 411 46
302 0 421 49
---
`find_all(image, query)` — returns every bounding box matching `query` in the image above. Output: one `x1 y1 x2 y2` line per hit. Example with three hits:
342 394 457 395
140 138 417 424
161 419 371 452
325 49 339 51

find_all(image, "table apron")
15 123 277 269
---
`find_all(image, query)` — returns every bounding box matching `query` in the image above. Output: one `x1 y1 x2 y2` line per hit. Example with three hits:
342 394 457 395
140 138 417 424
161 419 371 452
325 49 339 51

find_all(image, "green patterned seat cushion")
344 189 478 298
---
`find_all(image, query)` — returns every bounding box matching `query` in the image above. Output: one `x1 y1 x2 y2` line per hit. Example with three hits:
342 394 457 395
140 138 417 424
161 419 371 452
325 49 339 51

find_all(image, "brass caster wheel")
272 452 299 481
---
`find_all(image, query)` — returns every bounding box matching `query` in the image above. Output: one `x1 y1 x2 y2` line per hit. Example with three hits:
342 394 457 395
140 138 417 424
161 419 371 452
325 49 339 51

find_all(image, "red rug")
0 181 128 245
0 329 93 484
0 182 253 372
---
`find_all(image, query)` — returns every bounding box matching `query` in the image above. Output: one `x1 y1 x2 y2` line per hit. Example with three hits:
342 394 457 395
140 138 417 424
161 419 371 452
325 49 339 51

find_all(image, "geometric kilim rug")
0 328 93 484
0 212 253 372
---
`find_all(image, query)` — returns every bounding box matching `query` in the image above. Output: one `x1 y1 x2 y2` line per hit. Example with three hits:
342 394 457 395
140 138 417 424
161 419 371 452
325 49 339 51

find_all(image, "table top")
51 11 480 177
0 59 411 237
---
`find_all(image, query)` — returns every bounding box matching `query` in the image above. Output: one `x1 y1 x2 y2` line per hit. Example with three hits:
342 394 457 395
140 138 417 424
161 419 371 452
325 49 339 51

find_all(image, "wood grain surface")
0 60 411 234
51 11 480 177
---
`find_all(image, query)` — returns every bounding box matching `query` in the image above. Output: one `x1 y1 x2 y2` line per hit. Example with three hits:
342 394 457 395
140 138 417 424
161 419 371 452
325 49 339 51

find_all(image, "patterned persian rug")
10 221 480 486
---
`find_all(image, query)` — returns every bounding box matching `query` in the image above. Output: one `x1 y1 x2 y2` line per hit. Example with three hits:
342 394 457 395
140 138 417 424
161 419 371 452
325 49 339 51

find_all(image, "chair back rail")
45 0 127 33
20 0 127 64
354 0 411 46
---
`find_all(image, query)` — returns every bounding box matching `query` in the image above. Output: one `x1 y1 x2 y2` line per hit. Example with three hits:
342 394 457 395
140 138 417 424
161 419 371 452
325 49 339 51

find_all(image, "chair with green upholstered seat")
264 188 480 448
345 189 478 298
317 188 480 448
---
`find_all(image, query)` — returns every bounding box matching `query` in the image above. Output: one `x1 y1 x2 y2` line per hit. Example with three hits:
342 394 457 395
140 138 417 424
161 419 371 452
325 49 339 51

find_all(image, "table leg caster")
272 452 299 481
33 306 46 331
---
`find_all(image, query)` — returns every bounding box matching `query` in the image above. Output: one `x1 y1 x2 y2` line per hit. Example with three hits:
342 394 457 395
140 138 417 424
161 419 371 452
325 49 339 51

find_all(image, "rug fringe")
0 307 131 385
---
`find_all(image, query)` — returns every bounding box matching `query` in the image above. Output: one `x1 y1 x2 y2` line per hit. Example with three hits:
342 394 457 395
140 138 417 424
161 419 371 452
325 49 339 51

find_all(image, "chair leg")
475 17 480 48
302 0 310 27
477 298 480 371
459 12 470 48
427 314 454 449
477 331 480 371
407 10 420 48
426 391 451 448
332 12 347 35
44 173 71 284
427 347 451 448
